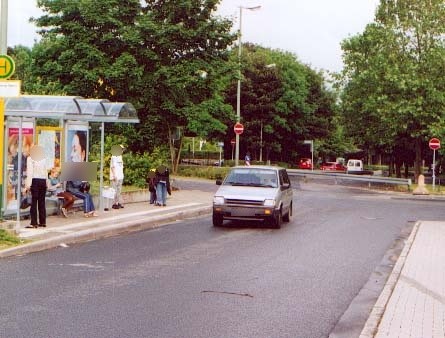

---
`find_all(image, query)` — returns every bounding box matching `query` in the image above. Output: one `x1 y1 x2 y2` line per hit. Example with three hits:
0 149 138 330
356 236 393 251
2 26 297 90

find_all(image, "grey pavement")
360 220 445 338
0 187 214 258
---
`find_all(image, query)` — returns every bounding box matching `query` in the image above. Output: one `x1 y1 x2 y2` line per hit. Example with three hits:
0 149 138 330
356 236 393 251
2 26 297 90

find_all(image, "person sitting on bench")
66 180 98 217
47 167 75 218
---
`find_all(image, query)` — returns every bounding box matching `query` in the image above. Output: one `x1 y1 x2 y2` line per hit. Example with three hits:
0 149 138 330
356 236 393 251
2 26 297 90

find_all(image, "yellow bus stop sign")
0 55 15 80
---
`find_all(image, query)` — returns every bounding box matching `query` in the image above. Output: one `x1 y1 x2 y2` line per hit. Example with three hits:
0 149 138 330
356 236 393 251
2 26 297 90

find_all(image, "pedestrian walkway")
361 221 445 337
0 189 213 258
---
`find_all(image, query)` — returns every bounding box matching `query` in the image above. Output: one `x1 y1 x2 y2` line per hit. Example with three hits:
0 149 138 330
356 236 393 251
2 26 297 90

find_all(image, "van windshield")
224 169 278 188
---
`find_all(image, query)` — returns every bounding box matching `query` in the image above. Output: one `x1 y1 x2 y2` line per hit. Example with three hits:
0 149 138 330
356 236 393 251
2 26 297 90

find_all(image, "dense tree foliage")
340 0 445 179
32 0 236 172
10 1 342 169
224 44 339 163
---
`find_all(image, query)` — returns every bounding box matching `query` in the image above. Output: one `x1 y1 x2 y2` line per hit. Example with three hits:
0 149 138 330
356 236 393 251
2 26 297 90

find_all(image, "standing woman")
155 165 171 206
25 146 49 228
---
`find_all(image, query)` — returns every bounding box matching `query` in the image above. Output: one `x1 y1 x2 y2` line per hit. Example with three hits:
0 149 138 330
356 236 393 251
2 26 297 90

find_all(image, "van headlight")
213 196 225 205
264 199 275 207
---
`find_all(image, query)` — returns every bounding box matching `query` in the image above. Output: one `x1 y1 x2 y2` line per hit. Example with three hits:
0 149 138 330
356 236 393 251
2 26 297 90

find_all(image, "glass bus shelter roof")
4 95 139 123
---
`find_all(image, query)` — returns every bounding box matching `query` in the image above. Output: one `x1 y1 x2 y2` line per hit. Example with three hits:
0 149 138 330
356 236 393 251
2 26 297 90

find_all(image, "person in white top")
25 146 49 228
110 145 125 209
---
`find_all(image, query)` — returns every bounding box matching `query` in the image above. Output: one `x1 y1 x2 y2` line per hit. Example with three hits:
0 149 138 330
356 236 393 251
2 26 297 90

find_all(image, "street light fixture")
235 5 261 166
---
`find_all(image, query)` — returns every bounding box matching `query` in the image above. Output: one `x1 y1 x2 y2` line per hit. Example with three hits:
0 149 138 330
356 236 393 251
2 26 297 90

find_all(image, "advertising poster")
5 121 34 212
37 127 62 170
66 123 88 163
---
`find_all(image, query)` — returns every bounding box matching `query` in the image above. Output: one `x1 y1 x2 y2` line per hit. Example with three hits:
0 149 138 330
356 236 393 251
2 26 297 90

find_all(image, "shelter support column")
15 116 22 232
99 122 104 211
0 98 4 219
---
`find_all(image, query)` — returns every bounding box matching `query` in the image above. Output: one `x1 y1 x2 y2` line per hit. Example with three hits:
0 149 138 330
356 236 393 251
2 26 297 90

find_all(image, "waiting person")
245 152 251 166
155 165 171 206
66 180 98 217
146 169 157 205
47 168 75 218
25 146 49 228
110 145 125 209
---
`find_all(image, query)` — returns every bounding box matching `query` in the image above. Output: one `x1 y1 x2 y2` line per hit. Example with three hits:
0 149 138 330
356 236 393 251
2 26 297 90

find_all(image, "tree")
340 0 445 180
224 44 337 163
31 0 237 172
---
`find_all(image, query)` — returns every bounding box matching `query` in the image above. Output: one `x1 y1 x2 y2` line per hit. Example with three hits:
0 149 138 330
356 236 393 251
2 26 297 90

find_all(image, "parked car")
298 158 312 170
213 159 224 167
320 162 347 172
212 166 293 228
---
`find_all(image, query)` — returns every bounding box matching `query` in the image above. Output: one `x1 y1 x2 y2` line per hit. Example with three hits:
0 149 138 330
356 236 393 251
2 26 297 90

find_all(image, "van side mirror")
216 179 223 185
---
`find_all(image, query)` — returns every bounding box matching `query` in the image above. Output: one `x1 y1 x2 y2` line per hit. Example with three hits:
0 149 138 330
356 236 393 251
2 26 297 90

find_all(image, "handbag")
20 193 32 209
102 187 116 199
79 182 90 193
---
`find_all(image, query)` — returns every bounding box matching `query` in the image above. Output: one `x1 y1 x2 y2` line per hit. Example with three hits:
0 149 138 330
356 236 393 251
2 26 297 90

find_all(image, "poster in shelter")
5 121 34 212
37 128 62 169
66 123 88 163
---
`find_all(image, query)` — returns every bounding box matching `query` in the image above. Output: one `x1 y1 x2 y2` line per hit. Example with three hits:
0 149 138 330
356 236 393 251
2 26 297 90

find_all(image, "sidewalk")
360 221 445 337
0 189 213 258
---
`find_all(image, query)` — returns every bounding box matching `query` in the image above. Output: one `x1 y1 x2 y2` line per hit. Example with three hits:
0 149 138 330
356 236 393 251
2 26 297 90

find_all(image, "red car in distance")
320 162 347 172
298 158 312 170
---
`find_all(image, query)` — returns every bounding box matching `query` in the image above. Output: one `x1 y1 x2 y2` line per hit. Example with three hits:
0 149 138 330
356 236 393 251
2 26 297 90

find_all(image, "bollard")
413 174 429 195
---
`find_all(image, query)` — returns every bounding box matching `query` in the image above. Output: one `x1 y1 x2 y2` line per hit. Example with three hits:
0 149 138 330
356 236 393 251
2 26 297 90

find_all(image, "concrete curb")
0 205 212 259
359 221 421 338
391 196 445 202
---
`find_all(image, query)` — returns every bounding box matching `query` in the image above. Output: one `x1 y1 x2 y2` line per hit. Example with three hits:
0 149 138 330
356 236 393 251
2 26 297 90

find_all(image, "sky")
7 0 380 72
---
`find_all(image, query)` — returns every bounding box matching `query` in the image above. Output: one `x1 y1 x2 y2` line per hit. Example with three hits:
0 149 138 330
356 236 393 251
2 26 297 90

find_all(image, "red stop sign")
234 122 244 135
230 138 236 146
429 138 441 150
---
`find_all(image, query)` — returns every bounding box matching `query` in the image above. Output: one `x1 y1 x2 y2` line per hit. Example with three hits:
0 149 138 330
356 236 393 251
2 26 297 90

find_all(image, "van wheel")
283 203 292 223
270 209 282 229
213 213 223 227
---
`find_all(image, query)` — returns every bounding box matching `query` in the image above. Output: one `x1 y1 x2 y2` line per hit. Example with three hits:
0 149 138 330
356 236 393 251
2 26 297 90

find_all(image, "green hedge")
177 166 231 180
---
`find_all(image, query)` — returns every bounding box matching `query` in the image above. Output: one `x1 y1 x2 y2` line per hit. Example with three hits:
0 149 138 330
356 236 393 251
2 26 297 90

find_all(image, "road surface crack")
201 290 254 298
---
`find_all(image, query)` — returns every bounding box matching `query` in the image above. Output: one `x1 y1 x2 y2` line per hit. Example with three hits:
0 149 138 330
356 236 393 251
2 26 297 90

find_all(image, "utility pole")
235 5 261 166
0 0 8 54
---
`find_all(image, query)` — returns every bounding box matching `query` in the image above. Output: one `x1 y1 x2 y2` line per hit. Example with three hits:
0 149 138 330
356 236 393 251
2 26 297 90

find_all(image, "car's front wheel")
283 202 292 223
213 213 223 227
270 209 282 229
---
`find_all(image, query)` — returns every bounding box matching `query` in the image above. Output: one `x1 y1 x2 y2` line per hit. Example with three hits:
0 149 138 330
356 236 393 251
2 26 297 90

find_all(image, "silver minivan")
212 166 293 228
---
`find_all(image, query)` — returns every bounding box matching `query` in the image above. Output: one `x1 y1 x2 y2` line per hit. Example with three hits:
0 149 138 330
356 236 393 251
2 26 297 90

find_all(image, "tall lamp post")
259 63 276 163
0 0 7 54
235 5 261 166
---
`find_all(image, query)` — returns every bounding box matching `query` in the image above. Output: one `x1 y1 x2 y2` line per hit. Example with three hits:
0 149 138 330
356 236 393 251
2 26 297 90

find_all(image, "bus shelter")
2 95 139 226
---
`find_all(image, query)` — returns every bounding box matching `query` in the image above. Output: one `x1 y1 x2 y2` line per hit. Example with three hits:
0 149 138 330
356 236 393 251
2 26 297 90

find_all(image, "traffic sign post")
429 138 441 190
230 138 235 161
234 123 244 166
304 140 314 171
234 122 244 135
0 55 15 79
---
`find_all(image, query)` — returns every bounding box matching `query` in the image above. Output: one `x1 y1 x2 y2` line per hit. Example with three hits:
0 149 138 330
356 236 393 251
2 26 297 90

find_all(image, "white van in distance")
346 159 364 174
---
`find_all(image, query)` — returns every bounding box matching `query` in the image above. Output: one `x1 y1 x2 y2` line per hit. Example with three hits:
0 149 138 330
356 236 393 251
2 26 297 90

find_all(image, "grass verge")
0 229 22 250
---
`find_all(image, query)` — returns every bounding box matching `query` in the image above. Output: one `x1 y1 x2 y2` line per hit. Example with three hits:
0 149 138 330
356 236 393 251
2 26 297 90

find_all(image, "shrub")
177 166 231 180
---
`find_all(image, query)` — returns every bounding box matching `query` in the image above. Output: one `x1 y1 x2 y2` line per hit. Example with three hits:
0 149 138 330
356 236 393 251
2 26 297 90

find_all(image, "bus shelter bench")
46 195 84 215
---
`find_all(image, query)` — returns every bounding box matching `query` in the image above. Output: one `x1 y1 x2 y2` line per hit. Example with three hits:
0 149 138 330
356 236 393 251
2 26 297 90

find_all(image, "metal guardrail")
287 169 412 190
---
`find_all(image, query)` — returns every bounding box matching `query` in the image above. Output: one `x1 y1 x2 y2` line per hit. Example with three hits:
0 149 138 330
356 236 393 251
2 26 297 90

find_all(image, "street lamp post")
0 0 8 54
259 121 263 162
259 63 276 163
235 5 261 166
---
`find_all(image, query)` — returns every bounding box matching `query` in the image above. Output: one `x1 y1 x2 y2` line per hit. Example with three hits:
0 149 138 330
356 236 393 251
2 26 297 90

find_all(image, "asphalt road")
1 180 444 338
